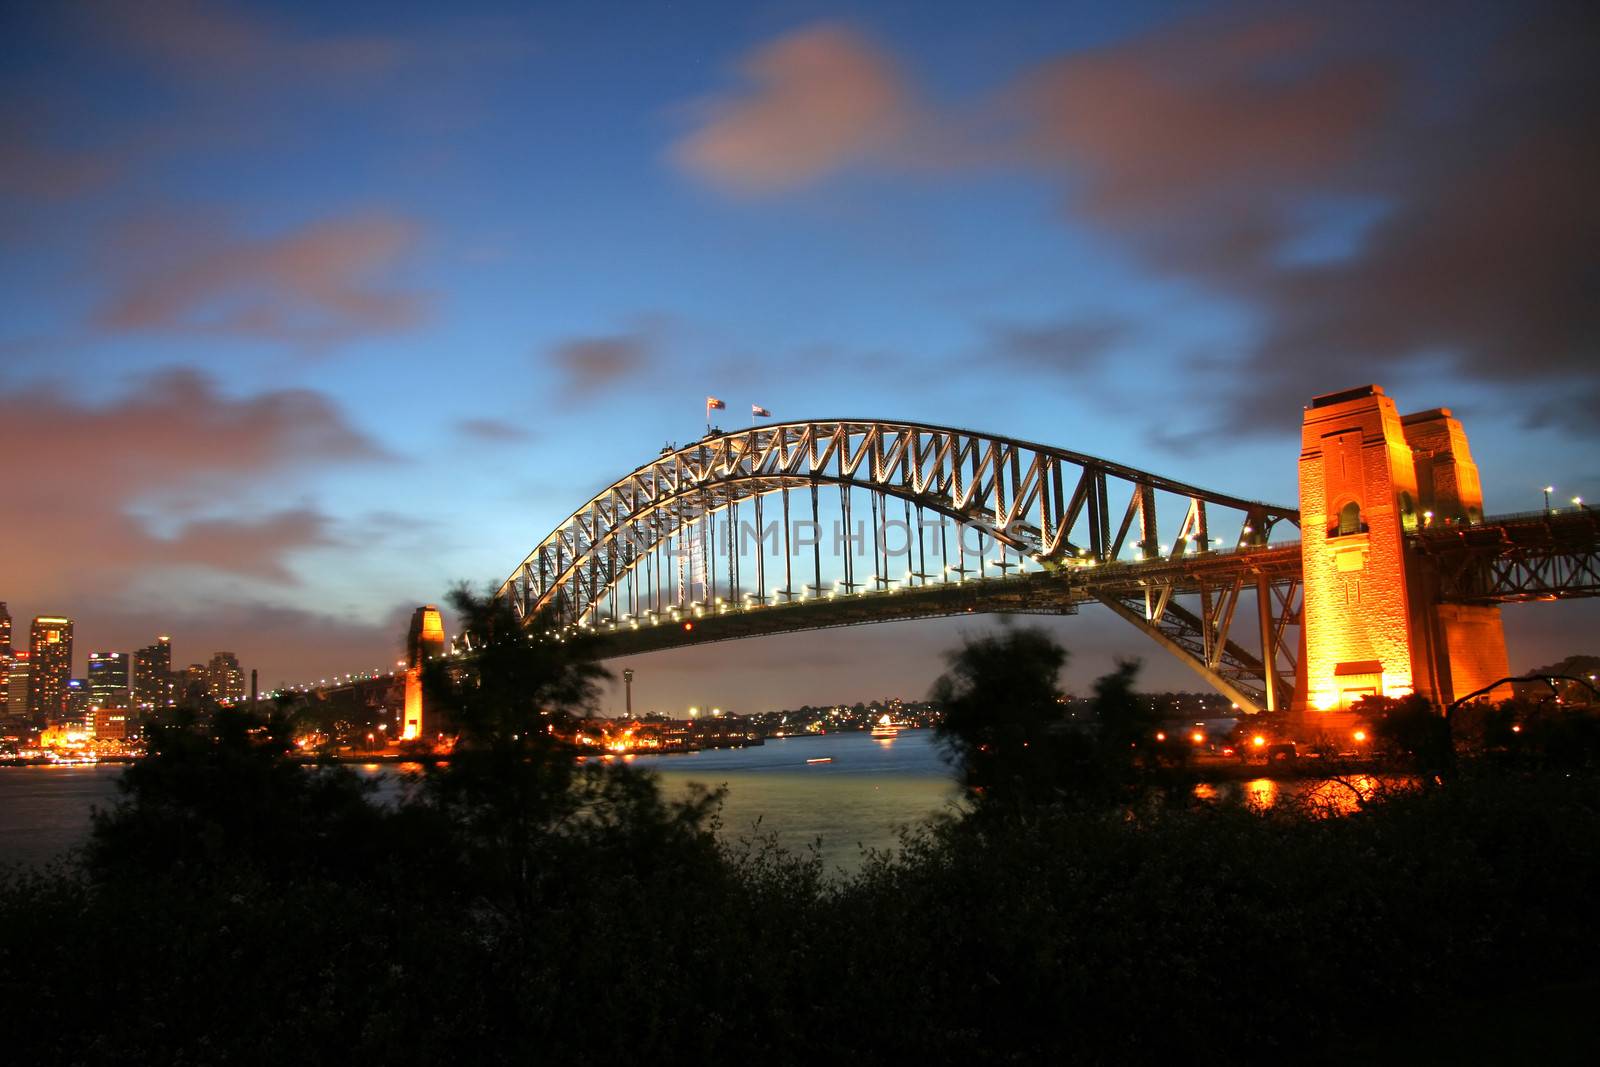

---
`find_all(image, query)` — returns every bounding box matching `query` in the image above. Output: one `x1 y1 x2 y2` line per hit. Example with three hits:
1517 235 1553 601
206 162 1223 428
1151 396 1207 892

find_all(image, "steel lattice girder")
1413 511 1600 604
495 420 1302 709
498 420 1298 625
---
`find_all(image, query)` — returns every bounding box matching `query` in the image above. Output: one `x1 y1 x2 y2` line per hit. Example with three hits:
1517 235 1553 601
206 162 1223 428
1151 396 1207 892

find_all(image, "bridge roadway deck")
585 543 1305 658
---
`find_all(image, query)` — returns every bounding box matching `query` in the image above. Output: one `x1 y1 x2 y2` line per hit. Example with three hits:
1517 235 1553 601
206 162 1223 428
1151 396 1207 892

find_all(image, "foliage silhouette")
416 582 725 918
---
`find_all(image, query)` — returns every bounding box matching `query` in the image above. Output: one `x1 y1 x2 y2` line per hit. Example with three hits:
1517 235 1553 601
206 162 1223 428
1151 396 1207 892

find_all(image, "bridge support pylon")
1296 386 1510 723
401 605 445 741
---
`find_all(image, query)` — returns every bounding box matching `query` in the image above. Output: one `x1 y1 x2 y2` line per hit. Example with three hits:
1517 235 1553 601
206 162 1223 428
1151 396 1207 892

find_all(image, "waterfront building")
0 601 11 709
87 651 131 709
133 637 173 710
92 706 131 741
27 616 73 723
64 678 93 729
4 651 28 724
207 651 245 703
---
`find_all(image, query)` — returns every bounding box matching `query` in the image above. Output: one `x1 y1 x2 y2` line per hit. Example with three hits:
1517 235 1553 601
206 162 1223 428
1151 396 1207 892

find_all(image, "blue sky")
2 0 1596 712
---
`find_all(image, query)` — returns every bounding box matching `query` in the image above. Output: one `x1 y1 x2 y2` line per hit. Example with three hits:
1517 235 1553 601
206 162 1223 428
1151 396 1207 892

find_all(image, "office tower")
87 651 131 709
207 651 245 704
64 678 93 728
5 651 29 723
177 663 209 705
133 637 173 710
0 601 11 709
27 616 73 723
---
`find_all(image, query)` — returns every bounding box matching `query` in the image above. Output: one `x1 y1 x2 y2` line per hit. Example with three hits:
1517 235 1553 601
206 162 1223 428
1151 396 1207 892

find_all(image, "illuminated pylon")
401 605 445 741
1297 386 1509 715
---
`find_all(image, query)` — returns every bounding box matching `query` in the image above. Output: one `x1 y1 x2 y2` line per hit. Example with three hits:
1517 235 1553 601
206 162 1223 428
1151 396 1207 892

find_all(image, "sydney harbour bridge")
317 386 1598 729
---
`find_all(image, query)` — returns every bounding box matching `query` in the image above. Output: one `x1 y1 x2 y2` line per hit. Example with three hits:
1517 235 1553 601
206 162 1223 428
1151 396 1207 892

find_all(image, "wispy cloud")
94 212 428 349
454 417 532 444
673 24 915 193
0 367 387 601
676 3 1600 434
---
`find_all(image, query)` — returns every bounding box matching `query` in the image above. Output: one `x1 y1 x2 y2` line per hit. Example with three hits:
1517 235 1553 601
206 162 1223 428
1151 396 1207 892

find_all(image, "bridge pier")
401 605 445 741
1296 386 1510 724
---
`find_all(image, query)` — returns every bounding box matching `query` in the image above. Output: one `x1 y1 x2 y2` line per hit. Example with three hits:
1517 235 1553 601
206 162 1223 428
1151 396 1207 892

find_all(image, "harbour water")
0 730 1398 875
0 730 962 873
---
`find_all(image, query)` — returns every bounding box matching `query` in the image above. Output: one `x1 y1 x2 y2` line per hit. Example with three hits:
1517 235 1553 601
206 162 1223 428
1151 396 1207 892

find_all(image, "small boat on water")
805 757 833 764
869 713 901 739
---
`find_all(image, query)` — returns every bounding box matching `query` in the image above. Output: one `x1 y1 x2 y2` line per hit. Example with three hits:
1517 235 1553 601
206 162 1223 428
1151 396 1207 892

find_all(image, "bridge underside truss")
1418 511 1600 604
500 420 1301 710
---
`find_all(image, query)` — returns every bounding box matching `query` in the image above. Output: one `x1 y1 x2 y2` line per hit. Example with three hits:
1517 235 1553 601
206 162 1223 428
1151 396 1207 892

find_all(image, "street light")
1544 486 1554 512
1574 496 1584 509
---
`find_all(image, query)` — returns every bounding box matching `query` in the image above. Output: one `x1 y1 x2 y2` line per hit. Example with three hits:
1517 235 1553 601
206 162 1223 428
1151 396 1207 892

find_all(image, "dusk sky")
3 0 1595 714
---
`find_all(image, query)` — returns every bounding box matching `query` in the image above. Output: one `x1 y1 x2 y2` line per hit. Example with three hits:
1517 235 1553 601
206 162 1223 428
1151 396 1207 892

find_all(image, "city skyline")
2 0 1596 711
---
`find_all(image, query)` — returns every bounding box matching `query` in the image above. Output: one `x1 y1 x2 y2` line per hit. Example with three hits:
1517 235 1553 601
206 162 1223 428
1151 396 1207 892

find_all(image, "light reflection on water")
1197 774 1403 816
0 737 1408 874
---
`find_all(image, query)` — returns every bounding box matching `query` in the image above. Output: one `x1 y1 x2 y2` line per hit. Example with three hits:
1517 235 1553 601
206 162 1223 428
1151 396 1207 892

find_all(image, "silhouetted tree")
417 582 723 918
933 621 1083 811
1089 658 1161 784
1359 693 1453 775
88 703 396 883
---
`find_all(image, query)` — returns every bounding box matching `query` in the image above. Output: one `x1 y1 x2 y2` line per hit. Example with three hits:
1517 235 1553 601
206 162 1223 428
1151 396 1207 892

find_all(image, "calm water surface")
0 731 962 873
0 733 1395 875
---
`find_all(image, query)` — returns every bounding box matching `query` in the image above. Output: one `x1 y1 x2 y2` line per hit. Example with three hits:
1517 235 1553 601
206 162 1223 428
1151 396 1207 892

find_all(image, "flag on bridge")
752 404 771 418
705 396 726 433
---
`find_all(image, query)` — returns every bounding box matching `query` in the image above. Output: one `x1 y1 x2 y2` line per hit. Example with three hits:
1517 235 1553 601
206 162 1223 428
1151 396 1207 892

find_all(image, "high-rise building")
0 601 12 709
207 652 245 704
64 678 93 729
176 663 210 705
5 651 29 725
27 616 73 723
133 637 173 711
87 651 131 709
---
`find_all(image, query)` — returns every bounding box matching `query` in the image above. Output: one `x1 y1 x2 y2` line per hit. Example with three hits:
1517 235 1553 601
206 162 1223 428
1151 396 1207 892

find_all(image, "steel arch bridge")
498 420 1305 712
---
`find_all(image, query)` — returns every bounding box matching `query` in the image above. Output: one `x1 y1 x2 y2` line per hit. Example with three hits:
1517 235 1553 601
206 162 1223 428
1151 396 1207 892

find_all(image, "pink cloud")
96 213 427 348
0 368 385 602
82 0 409 83
1019 11 1394 219
673 24 913 193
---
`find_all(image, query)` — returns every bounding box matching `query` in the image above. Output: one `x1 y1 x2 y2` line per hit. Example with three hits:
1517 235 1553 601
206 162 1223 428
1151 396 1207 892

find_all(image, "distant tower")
133 636 173 712
0 602 11 711
207 652 246 704
27 616 73 724
87 651 131 709
6 651 31 724
623 668 635 717
1297 386 1509 716
402 605 446 741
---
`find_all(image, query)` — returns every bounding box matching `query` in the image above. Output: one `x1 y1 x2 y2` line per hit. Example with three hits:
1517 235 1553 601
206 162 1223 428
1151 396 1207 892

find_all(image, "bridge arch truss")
499 420 1303 710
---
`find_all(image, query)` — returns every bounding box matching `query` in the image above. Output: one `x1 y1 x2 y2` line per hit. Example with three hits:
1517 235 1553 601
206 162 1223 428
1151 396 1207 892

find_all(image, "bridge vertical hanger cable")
499 418 1305 707
754 490 765 604
840 484 854 591
782 486 792 602
871 490 882 590
811 481 822 597
707 508 715 606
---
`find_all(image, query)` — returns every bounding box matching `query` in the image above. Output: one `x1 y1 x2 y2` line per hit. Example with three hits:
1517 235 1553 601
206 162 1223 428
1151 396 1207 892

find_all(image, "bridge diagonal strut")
498 419 1301 709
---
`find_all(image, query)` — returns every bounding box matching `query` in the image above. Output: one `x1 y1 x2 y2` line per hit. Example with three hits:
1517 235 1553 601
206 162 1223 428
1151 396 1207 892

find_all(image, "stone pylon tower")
1297 386 1509 716
401 605 445 741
